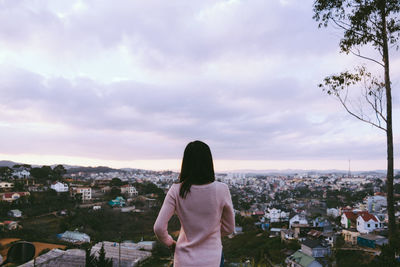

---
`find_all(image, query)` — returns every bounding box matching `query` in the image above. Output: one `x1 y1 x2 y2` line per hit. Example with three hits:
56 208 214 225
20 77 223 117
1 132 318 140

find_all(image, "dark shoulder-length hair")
179 140 215 198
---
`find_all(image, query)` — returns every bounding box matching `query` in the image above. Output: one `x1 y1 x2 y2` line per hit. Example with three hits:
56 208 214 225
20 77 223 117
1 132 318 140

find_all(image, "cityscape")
0 161 398 266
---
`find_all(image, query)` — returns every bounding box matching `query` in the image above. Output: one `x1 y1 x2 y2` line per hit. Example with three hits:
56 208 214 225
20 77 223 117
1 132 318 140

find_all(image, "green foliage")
222 231 289 265
53 165 67 180
313 0 400 53
13 181 25 191
0 167 12 179
30 166 53 183
336 235 345 248
110 178 123 187
108 187 121 200
335 250 375 267
94 243 113 267
85 247 96 267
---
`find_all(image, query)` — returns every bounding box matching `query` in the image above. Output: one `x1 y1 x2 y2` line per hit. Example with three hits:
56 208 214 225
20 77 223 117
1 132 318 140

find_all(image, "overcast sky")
0 0 399 171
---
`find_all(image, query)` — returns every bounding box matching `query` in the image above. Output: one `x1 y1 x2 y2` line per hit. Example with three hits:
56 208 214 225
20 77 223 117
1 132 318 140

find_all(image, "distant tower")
348 159 351 178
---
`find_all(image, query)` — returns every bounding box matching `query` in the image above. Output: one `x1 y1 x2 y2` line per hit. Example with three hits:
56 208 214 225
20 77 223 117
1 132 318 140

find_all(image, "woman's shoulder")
215 181 229 191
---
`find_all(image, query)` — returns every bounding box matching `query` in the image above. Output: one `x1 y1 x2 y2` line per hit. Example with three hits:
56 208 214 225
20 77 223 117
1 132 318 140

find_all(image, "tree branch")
337 93 387 131
349 49 384 67
331 18 382 45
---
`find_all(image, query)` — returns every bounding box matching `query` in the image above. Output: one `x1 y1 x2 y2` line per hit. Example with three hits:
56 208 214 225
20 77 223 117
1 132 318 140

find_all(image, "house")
0 182 14 190
322 232 336 247
341 211 358 228
57 230 90 243
356 212 382 233
90 241 151 266
281 229 296 241
12 169 30 179
70 187 92 201
120 184 138 197
301 239 331 258
290 214 309 228
50 182 69 193
8 209 22 218
357 234 388 248
366 195 387 213
342 229 360 245
285 251 322 267
19 248 85 267
108 196 126 207
326 208 340 218
265 208 290 222
1 221 19 230
2 192 30 202
312 217 330 228
137 241 156 251
307 229 322 239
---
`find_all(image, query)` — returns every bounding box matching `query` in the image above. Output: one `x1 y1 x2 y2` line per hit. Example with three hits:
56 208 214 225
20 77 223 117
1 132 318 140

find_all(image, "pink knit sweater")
154 181 235 267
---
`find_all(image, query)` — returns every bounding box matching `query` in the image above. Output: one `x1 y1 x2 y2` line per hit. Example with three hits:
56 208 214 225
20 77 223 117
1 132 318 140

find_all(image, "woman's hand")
168 240 176 253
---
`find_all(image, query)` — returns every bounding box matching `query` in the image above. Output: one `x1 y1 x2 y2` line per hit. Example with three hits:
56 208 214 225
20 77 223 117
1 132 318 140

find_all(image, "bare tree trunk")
381 0 396 254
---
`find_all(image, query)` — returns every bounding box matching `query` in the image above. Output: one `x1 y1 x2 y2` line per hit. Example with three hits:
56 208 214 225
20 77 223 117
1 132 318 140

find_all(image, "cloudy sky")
0 0 399 171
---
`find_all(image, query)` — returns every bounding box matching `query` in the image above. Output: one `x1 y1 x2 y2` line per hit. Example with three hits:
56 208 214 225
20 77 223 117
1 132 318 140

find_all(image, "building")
366 195 387 213
70 187 92 201
57 230 90 244
342 229 360 245
2 192 30 202
51 182 69 193
12 169 30 179
0 182 14 190
326 208 340 218
136 241 156 251
341 211 358 228
285 251 322 267
356 212 382 233
19 249 85 267
0 221 19 230
301 239 331 258
357 234 388 248
91 241 151 267
289 214 309 228
120 184 138 197
8 209 22 218
265 208 290 222
108 196 126 207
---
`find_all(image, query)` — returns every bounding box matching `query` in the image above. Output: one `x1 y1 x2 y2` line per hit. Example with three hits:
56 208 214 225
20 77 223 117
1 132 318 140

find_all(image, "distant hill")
0 160 20 167
66 166 120 174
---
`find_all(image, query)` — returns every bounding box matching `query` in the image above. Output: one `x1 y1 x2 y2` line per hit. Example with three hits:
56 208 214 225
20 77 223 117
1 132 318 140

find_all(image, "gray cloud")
0 0 398 167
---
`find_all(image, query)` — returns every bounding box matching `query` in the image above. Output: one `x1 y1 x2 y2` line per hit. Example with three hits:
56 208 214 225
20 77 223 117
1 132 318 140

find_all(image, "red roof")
358 212 378 222
3 192 29 198
343 211 358 222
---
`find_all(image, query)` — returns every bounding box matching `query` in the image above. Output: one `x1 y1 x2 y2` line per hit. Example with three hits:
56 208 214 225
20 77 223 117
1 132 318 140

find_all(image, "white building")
366 195 387 213
357 213 382 234
12 170 30 179
8 209 22 218
326 208 340 218
51 182 69 193
265 208 289 222
120 184 138 197
289 214 308 228
91 241 151 266
71 187 92 201
0 182 14 189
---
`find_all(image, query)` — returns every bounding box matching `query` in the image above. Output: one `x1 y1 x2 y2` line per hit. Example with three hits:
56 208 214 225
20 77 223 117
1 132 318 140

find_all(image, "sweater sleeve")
153 185 176 247
221 185 235 236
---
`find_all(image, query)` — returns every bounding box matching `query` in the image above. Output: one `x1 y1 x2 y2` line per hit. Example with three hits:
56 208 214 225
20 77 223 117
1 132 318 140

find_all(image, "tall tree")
95 243 112 267
313 0 399 258
53 165 67 180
